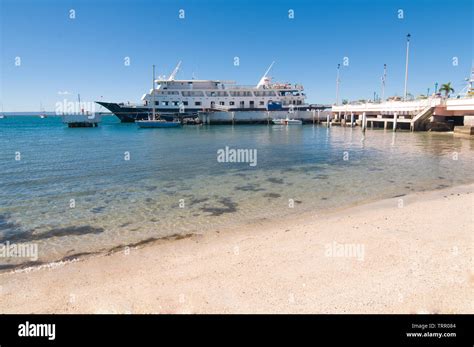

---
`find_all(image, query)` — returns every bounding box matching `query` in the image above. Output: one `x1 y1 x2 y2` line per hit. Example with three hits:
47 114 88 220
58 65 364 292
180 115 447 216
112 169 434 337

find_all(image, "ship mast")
456 67 474 97
469 67 474 96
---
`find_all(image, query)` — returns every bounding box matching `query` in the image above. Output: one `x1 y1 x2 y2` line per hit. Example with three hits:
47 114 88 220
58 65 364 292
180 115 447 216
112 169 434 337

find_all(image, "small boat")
136 67 182 129
136 118 182 128
0 114 6 119
182 117 202 125
39 102 47 118
272 118 302 125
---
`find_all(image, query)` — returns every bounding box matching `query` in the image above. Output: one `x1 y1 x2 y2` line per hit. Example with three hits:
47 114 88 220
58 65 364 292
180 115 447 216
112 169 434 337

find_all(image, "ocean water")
1 116 473 269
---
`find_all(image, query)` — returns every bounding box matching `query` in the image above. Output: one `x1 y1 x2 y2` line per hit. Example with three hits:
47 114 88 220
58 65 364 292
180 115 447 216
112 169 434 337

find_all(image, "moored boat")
97 61 311 123
272 118 302 125
136 65 183 129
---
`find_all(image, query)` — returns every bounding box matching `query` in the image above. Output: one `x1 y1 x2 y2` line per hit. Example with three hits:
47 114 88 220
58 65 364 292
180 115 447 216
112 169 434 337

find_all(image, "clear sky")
1 0 472 111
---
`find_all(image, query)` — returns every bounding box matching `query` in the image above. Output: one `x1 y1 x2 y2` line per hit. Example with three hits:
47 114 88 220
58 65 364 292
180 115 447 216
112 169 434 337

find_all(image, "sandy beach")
0 184 472 314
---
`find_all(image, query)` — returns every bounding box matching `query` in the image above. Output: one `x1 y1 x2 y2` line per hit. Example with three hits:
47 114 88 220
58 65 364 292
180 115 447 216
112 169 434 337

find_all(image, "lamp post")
381 63 387 101
404 33 411 100
152 64 156 120
335 63 341 105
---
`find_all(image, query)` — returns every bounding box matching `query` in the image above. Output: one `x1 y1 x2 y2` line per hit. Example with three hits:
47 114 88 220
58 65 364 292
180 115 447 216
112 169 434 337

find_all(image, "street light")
336 63 341 105
381 63 387 101
404 33 411 101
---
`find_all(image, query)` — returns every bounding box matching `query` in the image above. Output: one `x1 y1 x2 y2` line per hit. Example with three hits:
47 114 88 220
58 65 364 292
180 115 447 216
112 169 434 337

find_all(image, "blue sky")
1 0 472 111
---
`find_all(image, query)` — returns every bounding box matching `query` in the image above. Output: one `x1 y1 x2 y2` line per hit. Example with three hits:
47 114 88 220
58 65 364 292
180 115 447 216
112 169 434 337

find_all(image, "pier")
331 97 474 133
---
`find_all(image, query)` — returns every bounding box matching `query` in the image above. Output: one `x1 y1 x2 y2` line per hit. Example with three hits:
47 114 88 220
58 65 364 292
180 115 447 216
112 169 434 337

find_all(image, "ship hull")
198 110 330 124
96 102 186 122
96 101 325 123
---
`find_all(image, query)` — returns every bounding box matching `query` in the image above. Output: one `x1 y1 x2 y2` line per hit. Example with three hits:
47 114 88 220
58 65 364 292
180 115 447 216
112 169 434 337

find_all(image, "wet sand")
0 184 472 314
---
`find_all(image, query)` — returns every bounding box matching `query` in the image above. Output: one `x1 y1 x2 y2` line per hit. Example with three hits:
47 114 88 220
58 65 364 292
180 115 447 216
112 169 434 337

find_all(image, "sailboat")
39 102 47 118
0 103 6 118
136 65 182 129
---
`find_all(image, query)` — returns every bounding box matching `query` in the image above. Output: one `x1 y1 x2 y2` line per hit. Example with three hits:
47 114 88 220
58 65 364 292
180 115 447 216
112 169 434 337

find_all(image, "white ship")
97 62 312 123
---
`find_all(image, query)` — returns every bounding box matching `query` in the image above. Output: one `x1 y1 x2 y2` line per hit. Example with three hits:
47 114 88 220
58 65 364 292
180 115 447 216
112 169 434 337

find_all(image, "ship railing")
118 102 146 108
229 85 259 89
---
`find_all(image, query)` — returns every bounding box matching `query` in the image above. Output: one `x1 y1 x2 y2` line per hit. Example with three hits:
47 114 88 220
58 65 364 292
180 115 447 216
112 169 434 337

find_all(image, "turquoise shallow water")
1 116 473 268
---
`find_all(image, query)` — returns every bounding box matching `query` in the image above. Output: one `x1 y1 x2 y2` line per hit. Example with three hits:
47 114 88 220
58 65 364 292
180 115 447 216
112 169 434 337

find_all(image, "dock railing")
332 97 443 115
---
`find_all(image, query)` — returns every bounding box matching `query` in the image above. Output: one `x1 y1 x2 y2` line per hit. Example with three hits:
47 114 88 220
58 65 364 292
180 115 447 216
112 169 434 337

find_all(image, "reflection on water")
0 117 473 267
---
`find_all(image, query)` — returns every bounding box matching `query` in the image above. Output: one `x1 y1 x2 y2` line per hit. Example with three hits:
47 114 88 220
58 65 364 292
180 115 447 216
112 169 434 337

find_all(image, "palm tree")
439 82 454 97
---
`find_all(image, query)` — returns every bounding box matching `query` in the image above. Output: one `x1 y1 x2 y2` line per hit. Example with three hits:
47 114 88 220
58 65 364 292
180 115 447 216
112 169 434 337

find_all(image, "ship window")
249 101 254 107
259 101 264 105
172 101 180 106
183 101 188 106
155 101 159 106
163 101 169 106
219 101 225 105
229 101 235 106
195 101 202 106
182 91 204 97
240 101 245 107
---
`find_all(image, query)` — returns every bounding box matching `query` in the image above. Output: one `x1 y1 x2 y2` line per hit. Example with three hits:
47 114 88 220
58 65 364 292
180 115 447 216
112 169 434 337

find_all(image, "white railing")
446 97 474 111
332 98 443 114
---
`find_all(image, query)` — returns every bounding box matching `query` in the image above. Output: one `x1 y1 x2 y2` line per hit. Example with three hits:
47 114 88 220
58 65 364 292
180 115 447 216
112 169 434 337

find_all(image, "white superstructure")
141 62 308 112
